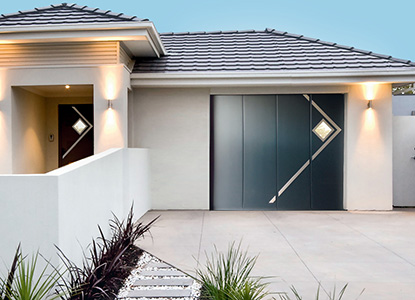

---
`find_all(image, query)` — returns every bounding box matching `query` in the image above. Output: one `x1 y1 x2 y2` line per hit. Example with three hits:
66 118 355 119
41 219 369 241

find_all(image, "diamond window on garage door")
313 119 334 142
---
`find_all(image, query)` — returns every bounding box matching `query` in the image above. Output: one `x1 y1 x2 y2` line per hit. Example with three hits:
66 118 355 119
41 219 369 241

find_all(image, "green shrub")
196 242 271 300
0 244 64 300
279 284 364 300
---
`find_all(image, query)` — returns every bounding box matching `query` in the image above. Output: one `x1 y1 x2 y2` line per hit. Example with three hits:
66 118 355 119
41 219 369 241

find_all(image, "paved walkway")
119 257 197 299
137 210 415 300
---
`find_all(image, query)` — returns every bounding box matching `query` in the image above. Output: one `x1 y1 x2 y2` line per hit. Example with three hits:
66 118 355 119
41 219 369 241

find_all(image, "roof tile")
134 29 415 73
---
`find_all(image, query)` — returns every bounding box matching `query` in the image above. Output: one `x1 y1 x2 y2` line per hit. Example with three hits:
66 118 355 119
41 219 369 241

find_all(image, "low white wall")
0 148 149 271
393 116 415 206
393 95 415 116
0 175 59 267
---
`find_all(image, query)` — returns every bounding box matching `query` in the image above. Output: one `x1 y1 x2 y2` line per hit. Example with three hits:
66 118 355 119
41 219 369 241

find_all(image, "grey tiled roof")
133 29 415 73
0 3 146 27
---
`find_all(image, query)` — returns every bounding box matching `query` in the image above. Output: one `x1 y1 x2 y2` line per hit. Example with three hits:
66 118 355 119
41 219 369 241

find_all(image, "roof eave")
0 21 167 57
130 69 415 88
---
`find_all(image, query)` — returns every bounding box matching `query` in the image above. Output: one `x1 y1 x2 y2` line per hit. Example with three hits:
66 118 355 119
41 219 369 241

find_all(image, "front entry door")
211 94 344 210
58 104 94 167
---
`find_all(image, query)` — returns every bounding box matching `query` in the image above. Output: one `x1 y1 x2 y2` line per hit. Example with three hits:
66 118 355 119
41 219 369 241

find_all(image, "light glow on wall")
105 71 117 101
100 107 123 146
96 65 126 152
364 106 377 131
363 82 380 101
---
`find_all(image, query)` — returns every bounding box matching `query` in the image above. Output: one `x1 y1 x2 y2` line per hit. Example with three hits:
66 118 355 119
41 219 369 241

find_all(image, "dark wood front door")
58 104 94 167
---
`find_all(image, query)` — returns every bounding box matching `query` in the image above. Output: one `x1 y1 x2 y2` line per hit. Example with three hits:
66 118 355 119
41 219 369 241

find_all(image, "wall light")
363 82 378 109
65 84 70 89
107 99 113 109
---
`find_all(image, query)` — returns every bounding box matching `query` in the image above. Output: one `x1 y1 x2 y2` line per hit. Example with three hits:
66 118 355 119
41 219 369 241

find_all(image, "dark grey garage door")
211 94 344 210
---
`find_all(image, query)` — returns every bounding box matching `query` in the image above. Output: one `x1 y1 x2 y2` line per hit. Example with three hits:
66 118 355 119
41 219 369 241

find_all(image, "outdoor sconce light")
107 99 113 109
363 82 378 109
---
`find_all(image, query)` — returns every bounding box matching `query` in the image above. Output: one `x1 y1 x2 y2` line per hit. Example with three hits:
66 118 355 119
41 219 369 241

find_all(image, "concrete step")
125 289 192 298
132 277 194 287
145 261 172 269
139 269 186 277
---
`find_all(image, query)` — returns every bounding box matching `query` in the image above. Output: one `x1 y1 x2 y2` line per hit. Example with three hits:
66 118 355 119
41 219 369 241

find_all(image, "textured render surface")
134 29 415 73
0 3 145 26
131 88 210 210
137 210 415 300
345 84 393 210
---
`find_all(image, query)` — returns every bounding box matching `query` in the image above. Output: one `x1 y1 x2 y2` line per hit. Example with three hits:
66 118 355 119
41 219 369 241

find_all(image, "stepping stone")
125 289 192 298
146 261 172 269
132 278 194 287
140 269 186 277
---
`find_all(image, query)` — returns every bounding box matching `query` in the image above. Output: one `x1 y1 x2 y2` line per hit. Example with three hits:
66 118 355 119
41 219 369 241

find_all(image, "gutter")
130 69 415 87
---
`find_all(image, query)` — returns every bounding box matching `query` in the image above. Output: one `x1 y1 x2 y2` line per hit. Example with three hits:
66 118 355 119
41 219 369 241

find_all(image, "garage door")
211 94 344 210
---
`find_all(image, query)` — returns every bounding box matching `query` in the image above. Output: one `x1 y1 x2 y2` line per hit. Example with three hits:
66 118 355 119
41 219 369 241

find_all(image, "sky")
1 0 414 61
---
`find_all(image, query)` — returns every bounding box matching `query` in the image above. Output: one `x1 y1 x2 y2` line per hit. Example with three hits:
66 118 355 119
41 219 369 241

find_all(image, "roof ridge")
160 28 415 67
264 28 415 67
0 3 148 22
161 29 260 36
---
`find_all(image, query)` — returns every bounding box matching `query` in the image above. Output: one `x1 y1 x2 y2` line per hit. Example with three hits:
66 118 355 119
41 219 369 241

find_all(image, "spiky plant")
196 241 271 300
57 205 158 300
0 244 21 300
279 284 364 300
12 252 63 300
1 244 64 300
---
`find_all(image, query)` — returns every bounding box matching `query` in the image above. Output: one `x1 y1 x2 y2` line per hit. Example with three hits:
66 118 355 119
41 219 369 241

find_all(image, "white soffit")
0 22 166 58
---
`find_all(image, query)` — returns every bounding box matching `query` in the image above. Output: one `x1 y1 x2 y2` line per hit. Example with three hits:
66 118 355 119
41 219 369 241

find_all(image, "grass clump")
0 244 64 300
196 241 271 300
279 284 364 300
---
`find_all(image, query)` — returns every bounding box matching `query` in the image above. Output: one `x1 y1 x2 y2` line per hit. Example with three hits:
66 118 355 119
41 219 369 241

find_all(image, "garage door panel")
276 167 311 210
311 94 344 210
277 95 311 208
243 95 277 210
212 96 243 210
211 94 344 211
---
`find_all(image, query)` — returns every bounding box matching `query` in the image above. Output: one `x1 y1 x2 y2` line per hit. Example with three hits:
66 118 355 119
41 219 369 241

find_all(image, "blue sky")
2 0 414 61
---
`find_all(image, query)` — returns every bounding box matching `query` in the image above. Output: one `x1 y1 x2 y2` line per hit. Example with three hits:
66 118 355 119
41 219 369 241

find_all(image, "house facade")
1 3 415 265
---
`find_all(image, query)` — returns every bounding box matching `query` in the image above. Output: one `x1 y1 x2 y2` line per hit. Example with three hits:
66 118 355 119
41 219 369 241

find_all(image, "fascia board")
0 27 149 42
0 21 155 33
130 69 415 87
143 23 167 56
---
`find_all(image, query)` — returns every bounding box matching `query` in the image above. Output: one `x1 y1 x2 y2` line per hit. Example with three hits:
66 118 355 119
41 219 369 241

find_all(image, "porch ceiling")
19 84 93 98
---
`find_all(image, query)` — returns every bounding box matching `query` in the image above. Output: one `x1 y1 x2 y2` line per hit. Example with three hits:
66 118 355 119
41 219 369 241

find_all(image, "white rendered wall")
345 84 393 210
131 88 210 209
11 87 47 174
0 175 59 267
0 65 130 174
393 116 415 206
0 148 150 270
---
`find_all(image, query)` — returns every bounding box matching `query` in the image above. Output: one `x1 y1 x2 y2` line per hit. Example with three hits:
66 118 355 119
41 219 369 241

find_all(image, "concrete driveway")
137 210 415 299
